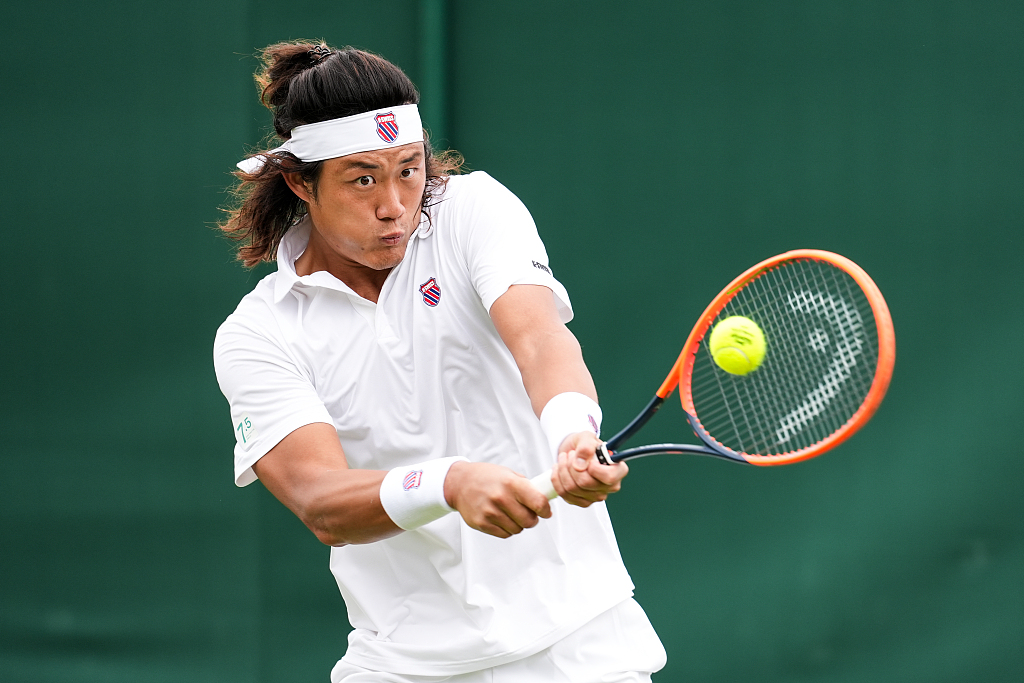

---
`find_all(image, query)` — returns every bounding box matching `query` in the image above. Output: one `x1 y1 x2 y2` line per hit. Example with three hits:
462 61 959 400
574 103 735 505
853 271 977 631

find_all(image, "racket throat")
605 395 665 451
686 411 748 463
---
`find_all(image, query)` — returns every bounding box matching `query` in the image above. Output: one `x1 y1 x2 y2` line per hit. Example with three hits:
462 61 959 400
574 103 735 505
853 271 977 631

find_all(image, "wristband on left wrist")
539 392 602 458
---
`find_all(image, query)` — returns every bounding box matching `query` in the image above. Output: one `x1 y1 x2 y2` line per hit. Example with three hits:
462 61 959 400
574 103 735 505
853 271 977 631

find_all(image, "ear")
282 172 315 203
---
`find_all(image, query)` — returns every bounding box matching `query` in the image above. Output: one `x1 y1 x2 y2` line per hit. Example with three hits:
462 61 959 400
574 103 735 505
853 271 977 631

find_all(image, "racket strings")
690 258 880 457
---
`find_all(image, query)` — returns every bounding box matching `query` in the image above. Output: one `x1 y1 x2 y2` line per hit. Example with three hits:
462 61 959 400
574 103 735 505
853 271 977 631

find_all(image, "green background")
2 1 1021 681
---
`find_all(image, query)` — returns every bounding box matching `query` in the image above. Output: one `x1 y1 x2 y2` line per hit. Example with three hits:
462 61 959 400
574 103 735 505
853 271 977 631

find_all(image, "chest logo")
375 111 399 143
419 277 441 307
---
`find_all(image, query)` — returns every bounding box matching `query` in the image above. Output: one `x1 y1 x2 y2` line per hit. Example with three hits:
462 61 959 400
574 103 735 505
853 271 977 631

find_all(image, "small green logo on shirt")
236 415 258 445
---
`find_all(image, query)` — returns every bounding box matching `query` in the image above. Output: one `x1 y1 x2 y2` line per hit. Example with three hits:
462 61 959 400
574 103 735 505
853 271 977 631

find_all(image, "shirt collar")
273 217 354 303
272 214 432 304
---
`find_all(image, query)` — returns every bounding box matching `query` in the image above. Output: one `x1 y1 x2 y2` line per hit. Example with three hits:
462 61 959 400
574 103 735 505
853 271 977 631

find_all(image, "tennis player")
214 42 666 682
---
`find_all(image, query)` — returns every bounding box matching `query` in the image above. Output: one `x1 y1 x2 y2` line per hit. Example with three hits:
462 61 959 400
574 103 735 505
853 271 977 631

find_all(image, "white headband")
236 103 423 173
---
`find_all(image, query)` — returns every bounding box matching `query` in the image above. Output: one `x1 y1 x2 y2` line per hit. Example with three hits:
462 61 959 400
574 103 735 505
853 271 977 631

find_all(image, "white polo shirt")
214 171 634 676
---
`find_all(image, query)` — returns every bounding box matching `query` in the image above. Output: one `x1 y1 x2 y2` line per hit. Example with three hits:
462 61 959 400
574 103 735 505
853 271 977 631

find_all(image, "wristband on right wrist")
379 456 467 531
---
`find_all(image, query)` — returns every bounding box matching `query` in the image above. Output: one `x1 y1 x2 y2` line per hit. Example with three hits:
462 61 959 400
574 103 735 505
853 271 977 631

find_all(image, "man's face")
301 142 427 272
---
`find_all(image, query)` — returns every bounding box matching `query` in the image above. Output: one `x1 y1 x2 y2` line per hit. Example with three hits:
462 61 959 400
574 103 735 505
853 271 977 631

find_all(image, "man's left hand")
550 431 628 507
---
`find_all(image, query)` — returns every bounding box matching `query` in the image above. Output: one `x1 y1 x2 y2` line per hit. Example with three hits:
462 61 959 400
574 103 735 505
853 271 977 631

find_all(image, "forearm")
515 327 598 417
255 422 549 544
490 285 628 506
316 459 550 542
490 285 598 417
251 423 402 547
297 468 401 546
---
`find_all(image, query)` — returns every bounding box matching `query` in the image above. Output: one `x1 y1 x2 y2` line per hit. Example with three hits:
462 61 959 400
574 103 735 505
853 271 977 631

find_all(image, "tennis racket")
530 249 896 499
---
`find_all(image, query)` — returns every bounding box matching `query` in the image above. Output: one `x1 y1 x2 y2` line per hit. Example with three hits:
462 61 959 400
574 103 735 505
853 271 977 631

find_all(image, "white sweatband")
237 103 424 173
379 456 467 531
539 392 602 458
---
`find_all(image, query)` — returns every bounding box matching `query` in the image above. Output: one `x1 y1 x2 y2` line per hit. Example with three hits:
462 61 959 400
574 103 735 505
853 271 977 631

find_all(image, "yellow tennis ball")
708 316 767 375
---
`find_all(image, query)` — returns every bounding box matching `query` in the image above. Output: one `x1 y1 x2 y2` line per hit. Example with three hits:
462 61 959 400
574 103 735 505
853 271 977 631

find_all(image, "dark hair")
220 41 462 267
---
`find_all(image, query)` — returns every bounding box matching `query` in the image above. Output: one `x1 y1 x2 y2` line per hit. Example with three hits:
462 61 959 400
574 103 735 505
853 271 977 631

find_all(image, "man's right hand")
443 461 552 538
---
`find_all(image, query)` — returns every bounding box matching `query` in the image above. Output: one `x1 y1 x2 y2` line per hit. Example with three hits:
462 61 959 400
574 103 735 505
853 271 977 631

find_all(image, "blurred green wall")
2 2 1021 681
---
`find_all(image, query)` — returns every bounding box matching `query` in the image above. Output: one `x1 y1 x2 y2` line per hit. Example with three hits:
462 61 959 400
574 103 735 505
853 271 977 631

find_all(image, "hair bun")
257 41 337 121
307 45 332 65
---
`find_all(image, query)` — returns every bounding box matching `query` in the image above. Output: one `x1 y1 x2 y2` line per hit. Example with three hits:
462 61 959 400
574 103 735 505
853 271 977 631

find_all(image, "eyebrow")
341 151 423 171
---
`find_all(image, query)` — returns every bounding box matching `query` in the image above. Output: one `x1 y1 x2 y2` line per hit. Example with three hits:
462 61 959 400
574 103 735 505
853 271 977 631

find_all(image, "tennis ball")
708 316 766 375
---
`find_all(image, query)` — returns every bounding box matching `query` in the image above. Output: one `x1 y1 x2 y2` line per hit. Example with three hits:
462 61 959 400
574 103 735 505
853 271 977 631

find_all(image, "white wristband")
539 392 602 458
379 456 468 531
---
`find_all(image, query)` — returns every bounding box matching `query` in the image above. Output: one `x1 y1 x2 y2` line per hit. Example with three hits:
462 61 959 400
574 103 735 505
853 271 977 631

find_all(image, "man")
215 42 665 682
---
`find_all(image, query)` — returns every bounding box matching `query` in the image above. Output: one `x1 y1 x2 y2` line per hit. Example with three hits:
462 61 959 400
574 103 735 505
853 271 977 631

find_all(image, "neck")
294 236 393 304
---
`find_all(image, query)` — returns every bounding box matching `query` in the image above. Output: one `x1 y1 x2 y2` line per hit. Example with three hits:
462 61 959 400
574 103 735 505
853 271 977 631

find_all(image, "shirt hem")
338 589 634 677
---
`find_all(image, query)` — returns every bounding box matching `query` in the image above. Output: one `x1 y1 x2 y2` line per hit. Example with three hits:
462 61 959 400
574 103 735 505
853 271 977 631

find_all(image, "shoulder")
213 273 282 355
428 171 534 237
440 171 520 202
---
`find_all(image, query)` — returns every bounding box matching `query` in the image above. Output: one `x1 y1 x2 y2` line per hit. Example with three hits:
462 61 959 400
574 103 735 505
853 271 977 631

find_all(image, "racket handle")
528 443 614 501
529 469 558 500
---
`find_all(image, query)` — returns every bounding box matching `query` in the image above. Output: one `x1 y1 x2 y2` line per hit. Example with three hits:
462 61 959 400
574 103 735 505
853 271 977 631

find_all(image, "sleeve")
213 315 335 487
449 172 574 322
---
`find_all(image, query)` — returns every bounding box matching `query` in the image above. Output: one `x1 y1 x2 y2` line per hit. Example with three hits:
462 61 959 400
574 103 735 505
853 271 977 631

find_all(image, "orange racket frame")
529 249 895 498
636 249 896 465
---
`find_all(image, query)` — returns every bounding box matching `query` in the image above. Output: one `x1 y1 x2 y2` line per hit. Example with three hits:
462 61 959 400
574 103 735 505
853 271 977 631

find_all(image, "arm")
489 284 629 507
252 422 398 547
254 422 553 545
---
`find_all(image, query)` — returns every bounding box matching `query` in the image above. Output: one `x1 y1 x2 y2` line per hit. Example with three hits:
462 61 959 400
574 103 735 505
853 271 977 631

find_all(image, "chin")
370 246 408 271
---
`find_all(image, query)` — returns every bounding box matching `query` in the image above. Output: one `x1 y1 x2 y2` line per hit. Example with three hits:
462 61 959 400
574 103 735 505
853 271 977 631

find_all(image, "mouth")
380 230 404 246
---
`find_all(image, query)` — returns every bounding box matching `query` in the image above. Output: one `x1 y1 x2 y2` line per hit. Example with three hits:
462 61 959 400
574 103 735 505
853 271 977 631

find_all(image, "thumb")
572 447 592 471
568 438 599 471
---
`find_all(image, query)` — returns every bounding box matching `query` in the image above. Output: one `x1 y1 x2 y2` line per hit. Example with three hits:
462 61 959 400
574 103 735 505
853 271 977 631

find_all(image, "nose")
376 180 406 221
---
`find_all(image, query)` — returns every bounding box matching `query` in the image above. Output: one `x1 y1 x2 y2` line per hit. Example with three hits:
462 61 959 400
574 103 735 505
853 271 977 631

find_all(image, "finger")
494 480 550 534
484 508 525 537
514 478 552 519
556 485 604 508
552 460 597 508
556 454 608 504
568 436 608 473
587 460 629 487
567 449 628 491
554 451 578 496
566 454 615 494
569 441 598 472
503 504 541 531
476 522 513 539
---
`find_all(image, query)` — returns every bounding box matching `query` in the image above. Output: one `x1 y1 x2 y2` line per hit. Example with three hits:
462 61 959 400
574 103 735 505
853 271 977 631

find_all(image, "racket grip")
529 469 558 500
528 443 614 501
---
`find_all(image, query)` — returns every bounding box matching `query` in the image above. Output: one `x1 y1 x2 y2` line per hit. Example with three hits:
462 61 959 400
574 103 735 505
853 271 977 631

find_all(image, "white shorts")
330 598 666 682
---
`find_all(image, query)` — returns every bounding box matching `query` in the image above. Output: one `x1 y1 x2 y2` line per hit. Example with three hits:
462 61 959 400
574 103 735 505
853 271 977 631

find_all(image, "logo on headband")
375 112 399 143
